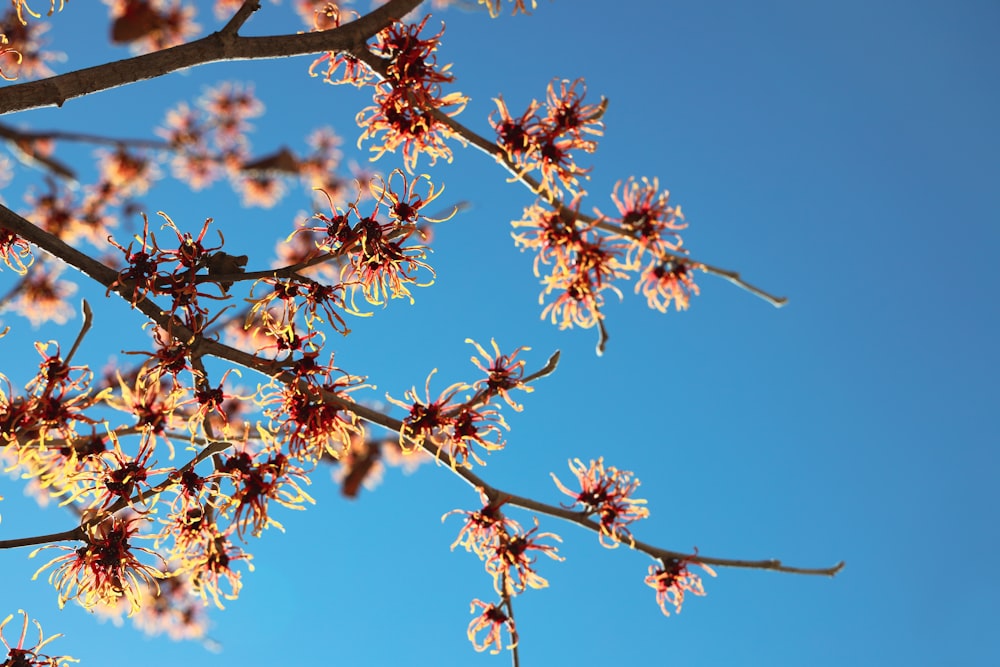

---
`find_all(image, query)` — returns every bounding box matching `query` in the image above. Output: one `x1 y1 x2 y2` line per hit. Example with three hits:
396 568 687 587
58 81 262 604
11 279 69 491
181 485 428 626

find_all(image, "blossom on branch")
467 599 516 655
605 176 686 266
644 555 716 616
31 516 164 614
551 457 649 547
635 258 701 313
491 78 603 195
485 518 563 595
357 17 468 171
466 338 531 411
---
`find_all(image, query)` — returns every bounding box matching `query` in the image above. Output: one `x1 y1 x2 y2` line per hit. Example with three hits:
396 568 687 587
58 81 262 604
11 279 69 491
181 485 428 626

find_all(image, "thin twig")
221 0 261 36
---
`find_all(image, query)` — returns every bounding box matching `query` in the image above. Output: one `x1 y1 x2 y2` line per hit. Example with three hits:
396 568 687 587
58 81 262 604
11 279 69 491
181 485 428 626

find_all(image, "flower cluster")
387 370 507 468
511 176 703 331
513 201 629 330
551 457 649 547
291 169 440 309
491 78 605 196
604 176 700 312
356 17 468 171
447 494 563 596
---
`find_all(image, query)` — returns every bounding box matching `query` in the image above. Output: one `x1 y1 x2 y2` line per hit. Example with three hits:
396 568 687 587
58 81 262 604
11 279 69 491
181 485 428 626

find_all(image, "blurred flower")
10 262 76 327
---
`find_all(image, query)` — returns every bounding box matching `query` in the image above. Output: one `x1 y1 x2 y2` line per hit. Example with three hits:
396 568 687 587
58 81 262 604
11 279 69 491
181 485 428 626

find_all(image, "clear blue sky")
2 1 998 665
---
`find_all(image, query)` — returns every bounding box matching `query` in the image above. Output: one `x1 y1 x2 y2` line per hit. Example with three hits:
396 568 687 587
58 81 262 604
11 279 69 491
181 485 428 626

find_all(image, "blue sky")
1 1 998 665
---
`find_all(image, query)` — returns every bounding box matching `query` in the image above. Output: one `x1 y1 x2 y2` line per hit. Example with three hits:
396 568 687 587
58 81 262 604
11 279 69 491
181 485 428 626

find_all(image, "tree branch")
0 0 424 115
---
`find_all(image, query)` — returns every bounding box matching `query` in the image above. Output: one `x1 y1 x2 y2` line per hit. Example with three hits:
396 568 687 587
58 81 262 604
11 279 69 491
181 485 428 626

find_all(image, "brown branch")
0 204 831 576
221 0 262 36
0 527 85 550
0 0 424 116
349 49 788 309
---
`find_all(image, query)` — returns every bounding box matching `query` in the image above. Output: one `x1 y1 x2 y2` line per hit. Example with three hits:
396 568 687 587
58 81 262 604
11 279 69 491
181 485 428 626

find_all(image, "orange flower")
1 8 62 79
213 444 314 539
444 492 519 559
356 17 468 172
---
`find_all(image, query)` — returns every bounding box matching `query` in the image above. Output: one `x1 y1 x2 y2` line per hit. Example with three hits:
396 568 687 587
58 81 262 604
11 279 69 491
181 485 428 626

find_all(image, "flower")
466 338 531 411
0 229 35 276
606 176 686 266
386 369 467 452
9 262 76 327
635 258 700 313
444 492 519 559
31 516 164 614
212 442 314 539
467 599 516 654
485 518 563 595
0 8 63 80
551 458 649 547
0 610 76 667
644 555 716 616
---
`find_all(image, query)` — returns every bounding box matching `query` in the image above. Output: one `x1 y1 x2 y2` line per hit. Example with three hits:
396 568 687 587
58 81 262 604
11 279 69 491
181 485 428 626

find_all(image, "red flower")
645 555 716 616
356 17 468 172
467 599 517 655
635 258 701 313
485 518 563 595
31 516 164 614
213 445 314 539
466 338 531 411
387 369 467 451
444 492 519 559
0 610 75 667
551 457 649 547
